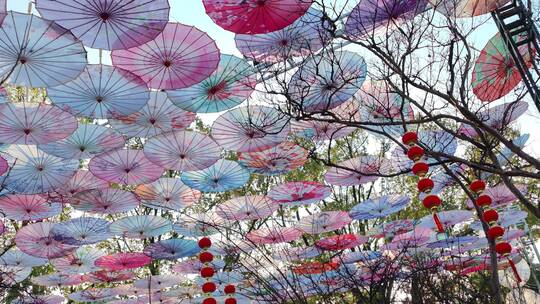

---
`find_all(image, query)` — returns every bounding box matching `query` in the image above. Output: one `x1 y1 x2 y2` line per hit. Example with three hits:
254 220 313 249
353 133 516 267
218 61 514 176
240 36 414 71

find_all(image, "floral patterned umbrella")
36 0 170 50
458 101 528 137
135 178 201 211
89 148 164 185
211 106 290 152
296 211 352 234
238 141 308 175
109 215 172 239
0 249 48 268
143 239 200 260
143 130 222 171
71 188 140 214
216 195 278 221
316 234 368 251
40 124 125 159
167 54 256 113
48 64 150 119
173 213 225 237
50 247 105 274
51 217 112 246
15 222 77 259
203 0 312 34
0 12 87 88
0 194 61 221
0 103 77 145
95 252 152 271
324 155 392 186
268 181 331 206
349 195 410 220
181 159 250 193
246 226 303 245
109 91 195 138
111 22 220 90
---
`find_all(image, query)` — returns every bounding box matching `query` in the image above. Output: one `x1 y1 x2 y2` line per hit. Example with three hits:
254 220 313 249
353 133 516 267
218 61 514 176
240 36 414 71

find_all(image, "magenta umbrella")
72 188 140 215
15 222 77 259
0 194 62 221
95 252 152 271
246 226 303 245
216 195 278 221
268 181 331 206
112 22 220 90
324 155 392 186
296 211 352 234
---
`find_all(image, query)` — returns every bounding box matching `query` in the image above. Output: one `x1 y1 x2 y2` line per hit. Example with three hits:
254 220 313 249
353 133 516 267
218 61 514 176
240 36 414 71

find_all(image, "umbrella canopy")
51 217 112 246
211 106 290 152
111 22 220 90
15 222 77 259
246 226 303 245
31 273 87 287
167 54 257 113
132 274 185 290
0 12 87 88
173 213 225 237
418 210 473 230
238 141 308 175
86 270 135 283
268 181 331 206
426 235 479 249
296 211 352 234
48 64 150 119
68 288 117 302
143 239 200 260
0 249 48 268
36 0 170 50
0 194 61 221
466 183 527 208
324 155 392 186
216 195 278 221
173 259 226 274
203 0 312 34
144 130 222 171
110 215 172 239
53 170 109 199
368 219 414 238
458 101 528 137
349 195 411 220
135 178 201 211
95 252 152 271
316 234 368 251
430 0 509 17
12 295 65 304
71 188 140 214
181 159 250 193
50 247 105 274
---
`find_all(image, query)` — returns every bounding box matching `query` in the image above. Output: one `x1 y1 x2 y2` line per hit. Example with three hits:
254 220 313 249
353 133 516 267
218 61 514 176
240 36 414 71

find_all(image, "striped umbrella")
181 159 250 193
51 217 112 246
0 194 61 221
110 215 172 239
71 188 140 215
143 239 200 260
268 181 331 206
135 178 201 211
238 141 308 175
15 222 77 259
95 252 151 271
216 195 278 221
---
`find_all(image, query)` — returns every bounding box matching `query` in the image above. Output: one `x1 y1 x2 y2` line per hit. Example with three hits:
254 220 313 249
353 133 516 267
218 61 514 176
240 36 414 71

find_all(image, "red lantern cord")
507 258 522 283
432 212 445 233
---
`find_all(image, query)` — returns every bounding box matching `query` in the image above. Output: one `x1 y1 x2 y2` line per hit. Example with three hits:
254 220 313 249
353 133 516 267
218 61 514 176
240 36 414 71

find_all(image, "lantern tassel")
432 212 445 233
507 257 522 283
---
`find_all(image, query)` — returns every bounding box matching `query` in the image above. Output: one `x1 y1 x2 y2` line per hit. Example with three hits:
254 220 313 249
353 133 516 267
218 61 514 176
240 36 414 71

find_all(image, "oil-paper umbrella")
0 0 6 24
334 251 382 264
143 130 222 171
50 247 105 274
216 195 278 221
273 245 322 261
173 213 224 237
109 91 196 138
430 0 509 18
132 274 184 290
203 0 312 34
0 249 48 268
0 266 32 286
48 64 150 119
418 210 473 230
246 226 303 245
35 0 169 50
470 210 527 231
15 222 77 259
426 235 479 249
349 195 410 220
68 288 116 302
211 105 290 152
368 219 414 238
345 0 427 39
12 295 65 304
143 239 200 260
111 22 220 90
86 270 134 283
109 215 172 239
89 148 164 185
466 183 527 209
235 8 330 63
51 217 112 246
54 170 109 198
324 155 392 186
458 101 528 138
296 211 352 234
167 54 257 113
0 12 87 88
95 252 152 271
173 259 226 274
40 124 125 159
31 273 87 287
71 188 140 214
288 51 367 112
135 178 201 211
181 159 250 193
0 194 61 221
0 103 77 145
238 141 308 175
316 234 368 251
268 181 331 206
384 227 433 250
1 145 79 194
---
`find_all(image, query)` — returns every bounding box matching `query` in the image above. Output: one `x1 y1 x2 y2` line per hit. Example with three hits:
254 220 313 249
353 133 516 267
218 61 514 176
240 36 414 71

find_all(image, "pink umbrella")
15 222 77 259
296 211 352 234
324 155 392 186
458 101 528 137
89 148 164 185
0 103 77 145
95 252 152 271
68 288 116 302
216 195 278 221
368 219 414 238
31 273 87 287
0 155 8 176
87 270 135 283
466 184 527 209
203 0 312 34
268 181 331 206
135 178 201 211
72 188 140 214
246 226 303 244
0 194 62 221
384 227 434 250
53 170 109 199
315 234 368 251
13 295 65 304
0 220 4 235
132 274 184 290
111 22 220 90
238 141 308 175
418 210 473 230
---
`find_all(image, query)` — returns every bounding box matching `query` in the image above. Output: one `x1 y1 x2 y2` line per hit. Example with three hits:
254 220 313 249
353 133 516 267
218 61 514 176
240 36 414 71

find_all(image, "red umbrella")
95 252 152 271
292 261 339 275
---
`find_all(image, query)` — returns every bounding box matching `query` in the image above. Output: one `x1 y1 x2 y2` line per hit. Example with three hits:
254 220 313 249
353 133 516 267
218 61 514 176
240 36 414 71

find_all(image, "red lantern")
401 131 418 146
199 251 214 263
469 180 486 194
417 178 434 193
225 299 237 304
224 284 236 294
475 194 492 208
495 241 512 255
422 195 441 209
407 146 424 161
202 282 217 293
202 298 217 304
482 209 499 224
198 237 212 249
201 266 215 278
487 226 505 240
411 162 429 177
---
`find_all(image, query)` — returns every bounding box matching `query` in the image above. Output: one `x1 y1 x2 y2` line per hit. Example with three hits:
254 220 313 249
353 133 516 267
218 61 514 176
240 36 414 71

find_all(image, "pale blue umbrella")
181 159 250 193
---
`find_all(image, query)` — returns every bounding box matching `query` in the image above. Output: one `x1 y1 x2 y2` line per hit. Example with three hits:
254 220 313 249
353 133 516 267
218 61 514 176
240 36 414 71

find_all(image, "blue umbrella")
51 217 112 246
143 239 200 260
349 195 410 220
181 159 250 193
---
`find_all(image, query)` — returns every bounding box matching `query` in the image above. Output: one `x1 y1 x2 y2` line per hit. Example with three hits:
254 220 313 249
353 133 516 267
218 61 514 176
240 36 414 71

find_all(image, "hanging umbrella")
86 270 135 283
458 101 528 137
53 170 109 199
324 155 392 186
368 219 414 238
89 148 164 185
470 210 527 231
384 227 433 250
15 222 77 259
0 194 61 221
203 0 312 34
0 12 86 88
31 273 87 287
167 54 256 113
426 235 479 249
466 183 527 209
273 246 322 261
235 8 331 63
472 32 535 102
418 210 473 230
172 259 226 274
246 226 303 245
268 181 331 206
144 130 222 171
132 274 184 290
315 234 368 251
0 249 48 268
211 106 290 152
349 195 410 220
430 0 509 18
292 261 340 275
1 145 78 194
40 124 125 159
51 217 112 246
48 64 150 119
50 247 105 274
68 288 117 302
111 22 220 90
216 195 278 221
12 295 65 304
238 141 308 175
288 51 367 112
143 239 200 260
135 178 201 211
71 188 140 214
109 91 195 138
36 0 169 50
181 159 250 193
95 252 152 271
296 211 352 234
173 213 225 237
334 251 382 264
0 266 32 286
109 215 172 239
0 103 77 145
345 0 428 39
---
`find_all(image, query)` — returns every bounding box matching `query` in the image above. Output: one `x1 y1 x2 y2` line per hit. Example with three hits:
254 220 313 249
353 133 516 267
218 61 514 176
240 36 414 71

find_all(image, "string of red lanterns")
199 237 217 304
